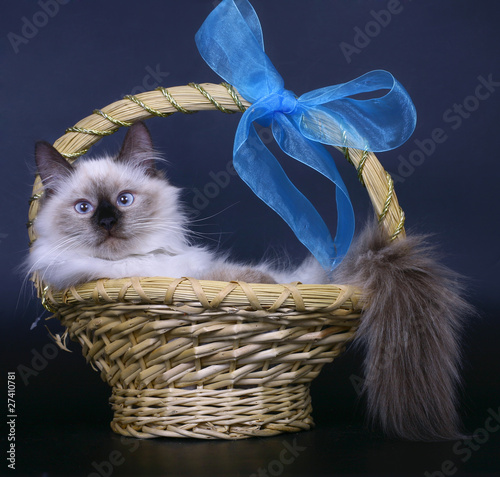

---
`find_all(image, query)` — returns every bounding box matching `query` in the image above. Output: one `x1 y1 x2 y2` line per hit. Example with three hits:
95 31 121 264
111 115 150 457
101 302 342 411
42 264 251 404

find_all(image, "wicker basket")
28 83 405 439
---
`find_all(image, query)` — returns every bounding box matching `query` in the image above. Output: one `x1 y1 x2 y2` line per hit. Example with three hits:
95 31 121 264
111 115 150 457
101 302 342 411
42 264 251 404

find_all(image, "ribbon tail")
272 113 355 268
234 110 339 270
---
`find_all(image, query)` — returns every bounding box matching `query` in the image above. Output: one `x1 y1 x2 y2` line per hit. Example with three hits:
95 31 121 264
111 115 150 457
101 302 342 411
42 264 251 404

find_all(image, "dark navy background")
1 1 499 475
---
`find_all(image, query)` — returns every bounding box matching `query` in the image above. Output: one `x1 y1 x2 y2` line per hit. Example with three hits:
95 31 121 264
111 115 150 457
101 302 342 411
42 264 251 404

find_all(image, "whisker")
187 202 240 224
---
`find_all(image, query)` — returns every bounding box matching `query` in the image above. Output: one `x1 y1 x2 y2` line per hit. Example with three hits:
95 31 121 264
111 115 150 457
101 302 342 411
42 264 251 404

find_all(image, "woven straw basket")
28 83 405 439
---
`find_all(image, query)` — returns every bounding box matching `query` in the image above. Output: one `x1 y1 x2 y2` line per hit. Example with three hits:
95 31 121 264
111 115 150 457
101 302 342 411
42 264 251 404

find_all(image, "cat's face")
34 123 187 260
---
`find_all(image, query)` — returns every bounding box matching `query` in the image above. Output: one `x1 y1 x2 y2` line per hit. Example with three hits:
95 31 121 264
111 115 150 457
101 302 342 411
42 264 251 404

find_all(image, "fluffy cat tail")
332 221 474 441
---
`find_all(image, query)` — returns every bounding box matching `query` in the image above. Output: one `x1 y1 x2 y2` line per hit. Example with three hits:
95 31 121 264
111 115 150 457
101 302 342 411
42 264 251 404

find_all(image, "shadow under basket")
28 83 406 439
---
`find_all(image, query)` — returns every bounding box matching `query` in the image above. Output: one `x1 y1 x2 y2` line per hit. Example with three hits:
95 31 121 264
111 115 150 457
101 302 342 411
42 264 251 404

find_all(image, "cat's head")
34 122 187 260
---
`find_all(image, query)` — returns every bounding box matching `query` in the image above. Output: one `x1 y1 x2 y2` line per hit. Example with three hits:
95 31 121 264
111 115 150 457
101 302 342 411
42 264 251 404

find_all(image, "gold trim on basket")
188 82 237 114
156 86 197 114
124 94 175 118
61 149 90 159
93 109 134 127
65 126 117 136
378 171 395 224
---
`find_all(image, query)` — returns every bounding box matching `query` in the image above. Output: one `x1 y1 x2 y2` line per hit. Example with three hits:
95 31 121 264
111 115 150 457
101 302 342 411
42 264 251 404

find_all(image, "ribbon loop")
195 0 416 271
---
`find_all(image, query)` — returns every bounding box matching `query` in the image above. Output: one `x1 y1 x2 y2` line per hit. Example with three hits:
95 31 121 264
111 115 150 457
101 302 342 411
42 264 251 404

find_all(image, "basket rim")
40 275 363 316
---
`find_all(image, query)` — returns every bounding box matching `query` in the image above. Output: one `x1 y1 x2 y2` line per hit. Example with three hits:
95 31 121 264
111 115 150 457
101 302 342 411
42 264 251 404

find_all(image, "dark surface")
2 1 500 476
4 305 500 477
11 423 500 477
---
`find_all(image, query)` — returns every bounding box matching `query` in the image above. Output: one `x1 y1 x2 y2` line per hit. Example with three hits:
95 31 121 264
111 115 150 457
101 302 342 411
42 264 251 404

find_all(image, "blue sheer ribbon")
195 0 416 271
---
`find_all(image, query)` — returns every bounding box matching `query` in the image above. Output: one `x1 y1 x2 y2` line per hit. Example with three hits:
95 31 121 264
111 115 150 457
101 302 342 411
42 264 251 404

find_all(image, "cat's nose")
99 216 117 231
93 200 121 232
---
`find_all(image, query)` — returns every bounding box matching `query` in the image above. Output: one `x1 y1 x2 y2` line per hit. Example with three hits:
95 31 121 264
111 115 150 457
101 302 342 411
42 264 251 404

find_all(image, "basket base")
109 384 314 439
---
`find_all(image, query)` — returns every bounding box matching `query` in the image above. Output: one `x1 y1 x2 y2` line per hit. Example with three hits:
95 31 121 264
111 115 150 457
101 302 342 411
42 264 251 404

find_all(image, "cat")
27 121 327 289
27 121 472 442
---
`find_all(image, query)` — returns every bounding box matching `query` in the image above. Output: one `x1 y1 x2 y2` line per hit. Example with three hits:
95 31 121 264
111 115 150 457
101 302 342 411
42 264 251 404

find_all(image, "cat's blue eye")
74 201 94 214
117 192 134 207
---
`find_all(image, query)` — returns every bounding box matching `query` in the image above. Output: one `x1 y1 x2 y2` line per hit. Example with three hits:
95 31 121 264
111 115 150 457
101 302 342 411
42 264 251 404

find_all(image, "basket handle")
28 83 405 246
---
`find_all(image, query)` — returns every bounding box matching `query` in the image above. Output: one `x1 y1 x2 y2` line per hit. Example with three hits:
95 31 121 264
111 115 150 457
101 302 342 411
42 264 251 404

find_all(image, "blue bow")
195 0 416 271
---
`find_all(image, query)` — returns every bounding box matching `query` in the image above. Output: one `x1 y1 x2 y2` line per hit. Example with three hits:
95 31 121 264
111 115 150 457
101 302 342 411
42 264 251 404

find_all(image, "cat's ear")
116 122 157 174
35 141 73 194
